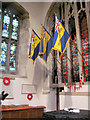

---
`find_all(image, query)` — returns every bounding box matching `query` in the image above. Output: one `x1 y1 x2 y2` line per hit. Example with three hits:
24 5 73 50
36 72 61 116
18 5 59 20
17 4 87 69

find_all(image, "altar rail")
0 105 46 119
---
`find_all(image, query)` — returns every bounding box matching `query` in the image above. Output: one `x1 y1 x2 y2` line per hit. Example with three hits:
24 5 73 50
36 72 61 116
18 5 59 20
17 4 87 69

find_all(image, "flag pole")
51 51 72 71
77 48 84 60
51 50 60 111
71 38 85 61
64 54 72 63
64 37 85 64
51 52 61 65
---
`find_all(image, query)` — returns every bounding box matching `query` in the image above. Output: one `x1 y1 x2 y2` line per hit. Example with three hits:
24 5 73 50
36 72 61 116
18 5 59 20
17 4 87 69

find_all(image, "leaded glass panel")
2 13 10 38
69 17 79 83
9 43 16 71
0 41 7 70
79 11 89 81
70 35 79 82
61 51 68 84
11 15 19 40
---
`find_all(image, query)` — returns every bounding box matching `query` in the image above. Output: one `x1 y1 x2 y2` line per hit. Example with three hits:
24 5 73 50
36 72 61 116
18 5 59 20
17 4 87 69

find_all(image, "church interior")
0 0 90 119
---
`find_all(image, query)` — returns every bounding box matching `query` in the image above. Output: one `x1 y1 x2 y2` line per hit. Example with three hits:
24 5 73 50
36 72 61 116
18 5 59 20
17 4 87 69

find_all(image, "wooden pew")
1 105 46 119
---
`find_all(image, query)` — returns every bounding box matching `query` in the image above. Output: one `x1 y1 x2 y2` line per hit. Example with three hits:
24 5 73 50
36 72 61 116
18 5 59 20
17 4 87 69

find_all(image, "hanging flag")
39 25 53 62
52 15 70 59
28 39 32 59
39 25 45 55
39 25 51 55
28 29 41 63
43 37 53 62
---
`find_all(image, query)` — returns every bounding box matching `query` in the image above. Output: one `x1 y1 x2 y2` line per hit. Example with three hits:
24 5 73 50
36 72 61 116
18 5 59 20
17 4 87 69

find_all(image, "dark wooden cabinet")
1 105 46 119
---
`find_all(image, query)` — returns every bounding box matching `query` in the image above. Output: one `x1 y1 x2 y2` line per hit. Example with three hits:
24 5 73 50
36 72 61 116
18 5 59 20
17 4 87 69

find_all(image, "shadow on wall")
32 59 49 92
32 59 56 111
47 90 56 111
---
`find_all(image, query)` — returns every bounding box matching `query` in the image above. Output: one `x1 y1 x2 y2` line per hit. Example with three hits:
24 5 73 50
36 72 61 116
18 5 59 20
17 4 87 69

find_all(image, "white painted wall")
18 2 52 35
60 85 89 110
60 95 88 110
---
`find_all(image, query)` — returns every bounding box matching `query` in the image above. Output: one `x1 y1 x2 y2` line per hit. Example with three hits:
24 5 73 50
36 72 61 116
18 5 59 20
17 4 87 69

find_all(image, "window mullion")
6 14 13 73
15 19 20 73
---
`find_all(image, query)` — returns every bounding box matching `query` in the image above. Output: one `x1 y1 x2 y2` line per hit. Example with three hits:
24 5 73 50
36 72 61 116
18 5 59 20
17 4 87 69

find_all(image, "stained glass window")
82 2 85 8
59 5 61 20
0 8 19 73
61 51 68 85
2 13 10 38
11 15 19 40
79 10 89 81
77 2 81 11
70 35 79 82
69 16 79 83
9 43 16 71
0 2 29 74
61 21 68 85
0 41 7 70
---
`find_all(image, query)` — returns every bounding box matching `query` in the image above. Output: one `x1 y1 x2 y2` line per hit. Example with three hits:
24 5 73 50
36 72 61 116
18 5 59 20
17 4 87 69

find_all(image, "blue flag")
39 25 53 62
43 37 53 62
28 29 41 63
52 15 70 59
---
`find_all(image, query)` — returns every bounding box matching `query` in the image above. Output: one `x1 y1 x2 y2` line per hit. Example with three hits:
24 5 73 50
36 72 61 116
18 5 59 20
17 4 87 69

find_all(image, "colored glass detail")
9 43 16 71
11 16 18 40
61 51 68 84
2 13 10 38
70 36 79 82
69 17 79 83
0 42 7 70
79 11 89 81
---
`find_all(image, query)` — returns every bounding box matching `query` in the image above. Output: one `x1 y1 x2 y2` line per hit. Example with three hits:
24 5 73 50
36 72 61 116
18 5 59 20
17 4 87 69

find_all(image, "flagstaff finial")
54 12 56 16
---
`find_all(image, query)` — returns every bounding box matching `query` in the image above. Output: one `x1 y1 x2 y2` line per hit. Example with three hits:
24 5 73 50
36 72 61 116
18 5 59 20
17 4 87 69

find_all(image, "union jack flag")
52 15 70 59
55 16 60 32
28 29 41 63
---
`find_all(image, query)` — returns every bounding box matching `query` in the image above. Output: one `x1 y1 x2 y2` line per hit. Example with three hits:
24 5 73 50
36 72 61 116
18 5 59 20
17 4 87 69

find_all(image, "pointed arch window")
61 51 68 84
59 5 61 20
61 21 68 84
0 2 29 74
78 10 89 81
63 3 65 19
2 12 10 38
0 9 19 73
82 1 85 8
77 1 81 11
69 16 79 83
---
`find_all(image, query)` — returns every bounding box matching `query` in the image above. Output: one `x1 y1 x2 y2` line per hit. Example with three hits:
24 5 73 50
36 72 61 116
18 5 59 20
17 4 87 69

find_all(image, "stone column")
65 3 71 84
18 18 30 77
74 2 82 77
85 2 90 109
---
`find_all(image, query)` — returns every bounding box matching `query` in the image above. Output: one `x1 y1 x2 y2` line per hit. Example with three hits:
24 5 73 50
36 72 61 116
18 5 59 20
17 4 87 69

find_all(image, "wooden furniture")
1 105 46 119
51 84 64 111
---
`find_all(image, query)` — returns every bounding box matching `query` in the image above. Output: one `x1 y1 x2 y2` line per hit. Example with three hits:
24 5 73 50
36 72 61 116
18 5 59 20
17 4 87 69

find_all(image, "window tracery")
78 10 89 81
